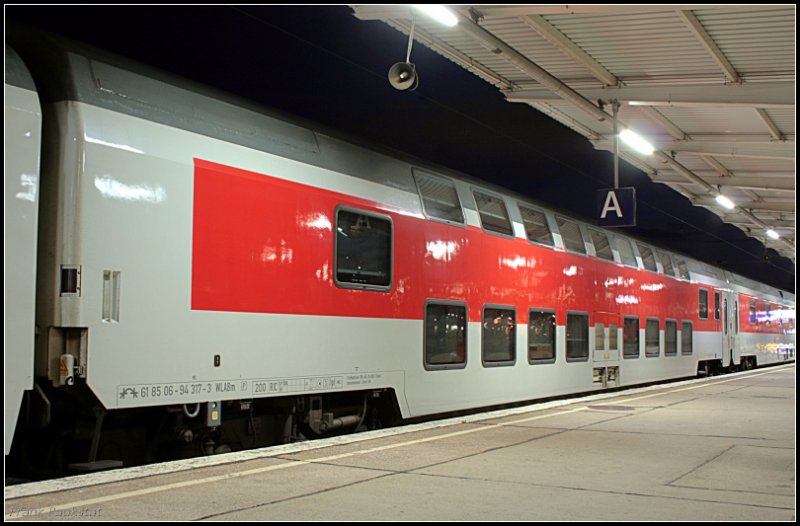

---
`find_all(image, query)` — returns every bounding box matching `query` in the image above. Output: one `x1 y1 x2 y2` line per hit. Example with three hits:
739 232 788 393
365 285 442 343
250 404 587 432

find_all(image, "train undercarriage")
7 353 792 484
5 381 401 483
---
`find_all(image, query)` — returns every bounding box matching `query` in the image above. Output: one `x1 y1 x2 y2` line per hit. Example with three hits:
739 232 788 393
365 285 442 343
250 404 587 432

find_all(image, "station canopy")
351 5 795 261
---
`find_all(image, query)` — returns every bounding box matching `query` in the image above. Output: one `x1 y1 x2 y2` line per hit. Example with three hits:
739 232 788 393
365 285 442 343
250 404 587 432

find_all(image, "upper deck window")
637 244 657 272
473 190 513 236
616 236 637 267
556 216 586 255
676 260 690 280
658 251 675 277
413 170 464 225
519 205 554 247
589 228 613 261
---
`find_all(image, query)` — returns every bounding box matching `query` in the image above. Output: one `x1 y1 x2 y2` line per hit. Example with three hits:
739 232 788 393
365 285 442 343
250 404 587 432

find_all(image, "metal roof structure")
351 5 796 262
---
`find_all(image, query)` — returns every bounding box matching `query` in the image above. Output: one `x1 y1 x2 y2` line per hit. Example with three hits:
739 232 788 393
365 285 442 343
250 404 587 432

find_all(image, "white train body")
4 28 795 467
5 45 41 454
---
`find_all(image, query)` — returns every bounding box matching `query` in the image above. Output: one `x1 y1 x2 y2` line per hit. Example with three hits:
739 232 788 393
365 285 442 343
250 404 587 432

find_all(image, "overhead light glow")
619 129 655 155
715 194 735 209
412 5 458 27
766 229 780 240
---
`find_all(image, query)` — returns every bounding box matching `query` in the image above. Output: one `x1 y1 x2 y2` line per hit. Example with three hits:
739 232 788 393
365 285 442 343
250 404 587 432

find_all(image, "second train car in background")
5 25 795 479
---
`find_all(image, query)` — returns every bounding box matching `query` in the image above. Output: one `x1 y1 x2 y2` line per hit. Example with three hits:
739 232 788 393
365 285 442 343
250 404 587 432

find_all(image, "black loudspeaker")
388 62 418 91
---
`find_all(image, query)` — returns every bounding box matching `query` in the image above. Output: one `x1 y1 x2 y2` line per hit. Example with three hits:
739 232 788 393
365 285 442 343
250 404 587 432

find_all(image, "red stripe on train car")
192 158 722 330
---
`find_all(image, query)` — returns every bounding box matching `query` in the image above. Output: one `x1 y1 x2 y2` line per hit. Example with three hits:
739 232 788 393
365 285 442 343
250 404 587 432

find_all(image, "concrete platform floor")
5 364 795 521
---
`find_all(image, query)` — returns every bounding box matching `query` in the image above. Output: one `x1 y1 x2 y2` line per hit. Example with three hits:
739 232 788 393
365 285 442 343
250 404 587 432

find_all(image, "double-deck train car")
5 26 795 478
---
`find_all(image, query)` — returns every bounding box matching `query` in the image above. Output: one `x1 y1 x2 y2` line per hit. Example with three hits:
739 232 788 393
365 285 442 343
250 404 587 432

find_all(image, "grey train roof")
6 23 794 306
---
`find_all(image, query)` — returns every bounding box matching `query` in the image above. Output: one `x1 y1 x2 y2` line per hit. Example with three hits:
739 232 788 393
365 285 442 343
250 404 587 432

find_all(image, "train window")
658 250 675 276
334 208 392 290
566 312 589 361
749 299 756 323
473 190 513 236
528 309 556 364
681 321 693 355
623 317 639 358
424 301 467 370
645 318 660 357
595 322 606 350
556 217 586 255
609 323 618 350
676 260 690 280
714 292 721 320
413 170 465 225
482 306 516 366
723 298 728 334
637 244 658 272
588 228 613 261
698 289 709 319
665 320 678 356
616 236 637 267
519 205 554 247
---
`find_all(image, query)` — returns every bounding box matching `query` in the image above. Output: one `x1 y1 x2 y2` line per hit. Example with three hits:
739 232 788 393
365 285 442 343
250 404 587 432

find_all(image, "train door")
593 312 619 387
733 298 740 366
721 292 738 368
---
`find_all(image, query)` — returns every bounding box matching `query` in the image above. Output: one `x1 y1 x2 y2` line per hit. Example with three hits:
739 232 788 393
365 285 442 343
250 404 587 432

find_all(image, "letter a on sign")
600 191 623 218
596 187 636 227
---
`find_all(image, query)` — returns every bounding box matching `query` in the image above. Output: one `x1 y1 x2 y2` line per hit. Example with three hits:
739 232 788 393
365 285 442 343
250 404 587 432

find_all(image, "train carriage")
4 26 795 476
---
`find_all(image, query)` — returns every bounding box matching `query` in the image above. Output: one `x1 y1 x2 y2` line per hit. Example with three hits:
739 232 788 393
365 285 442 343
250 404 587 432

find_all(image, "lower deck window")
609 324 618 350
645 318 660 357
483 307 516 366
335 208 392 289
594 322 619 351
528 310 556 363
681 321 693 355
566 312 589 361
623 317 639 358
424 302 467 369
595 322 606 351
665 320 677 356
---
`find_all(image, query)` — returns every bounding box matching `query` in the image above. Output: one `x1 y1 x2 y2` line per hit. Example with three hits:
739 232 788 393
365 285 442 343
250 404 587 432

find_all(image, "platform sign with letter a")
597 187 636 227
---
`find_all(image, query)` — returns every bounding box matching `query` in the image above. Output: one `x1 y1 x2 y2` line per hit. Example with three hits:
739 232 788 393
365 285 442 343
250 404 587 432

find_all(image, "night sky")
6 5 795 292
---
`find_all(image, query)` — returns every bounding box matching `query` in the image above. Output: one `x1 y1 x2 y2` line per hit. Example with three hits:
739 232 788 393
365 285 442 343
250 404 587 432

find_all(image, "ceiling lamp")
619 129 655 155
715 194 735 209
412 5 458 27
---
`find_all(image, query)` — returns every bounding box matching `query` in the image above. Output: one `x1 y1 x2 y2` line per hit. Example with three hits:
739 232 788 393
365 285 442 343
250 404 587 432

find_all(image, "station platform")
5 364 795 521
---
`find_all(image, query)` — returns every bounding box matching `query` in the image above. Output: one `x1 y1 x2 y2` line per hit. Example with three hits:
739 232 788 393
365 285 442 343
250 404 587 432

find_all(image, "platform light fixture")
715 194 735 209
412 5 458 27
619 129 655 155
766 229 780 240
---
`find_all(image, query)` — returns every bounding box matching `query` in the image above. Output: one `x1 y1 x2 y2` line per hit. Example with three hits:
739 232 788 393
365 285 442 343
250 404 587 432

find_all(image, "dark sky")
6 5 795 292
